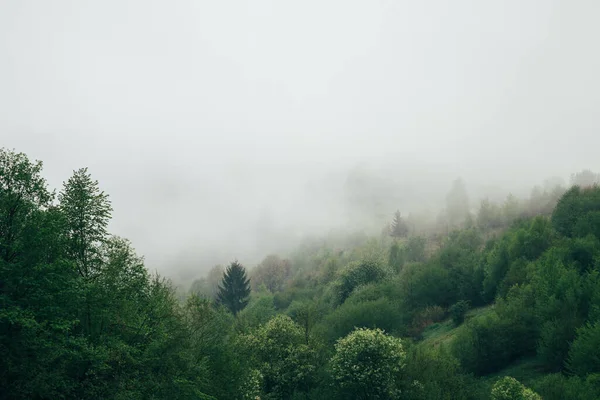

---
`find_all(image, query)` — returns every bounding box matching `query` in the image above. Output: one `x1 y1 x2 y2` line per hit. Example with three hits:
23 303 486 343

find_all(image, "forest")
1 147 600 399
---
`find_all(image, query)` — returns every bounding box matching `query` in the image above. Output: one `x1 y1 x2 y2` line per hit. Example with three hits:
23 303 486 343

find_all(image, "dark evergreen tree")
390 210 409 238
216 260 251 316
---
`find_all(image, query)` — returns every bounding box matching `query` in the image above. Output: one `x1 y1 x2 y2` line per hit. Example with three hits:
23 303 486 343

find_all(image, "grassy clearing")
420 305 495 347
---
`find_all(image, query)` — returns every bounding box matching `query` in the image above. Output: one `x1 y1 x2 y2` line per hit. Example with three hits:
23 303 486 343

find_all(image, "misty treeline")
2 148 600 399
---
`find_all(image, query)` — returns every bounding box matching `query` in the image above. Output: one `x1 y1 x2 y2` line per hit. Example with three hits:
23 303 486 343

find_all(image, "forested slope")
2 148 600 399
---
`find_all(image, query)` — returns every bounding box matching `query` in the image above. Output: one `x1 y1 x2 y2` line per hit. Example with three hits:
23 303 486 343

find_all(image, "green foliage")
189 264 224 300
286 300 324 344
251 254 292 292
403 345 484 400
452 295 538 376
390 210 409 238
491 376 541 400
216 260 251 316
0 148 52 263
236 293 277 332
567 321 600 376
320 297 405 343
552 185 600 238
5 149 600 399
533 373 600 400
449 300 470 326
405 236 427 263
238 315 317 399
330 328 406 400
478 198 504 230
59 167 112 278
388 241 405 273
334 259 390 305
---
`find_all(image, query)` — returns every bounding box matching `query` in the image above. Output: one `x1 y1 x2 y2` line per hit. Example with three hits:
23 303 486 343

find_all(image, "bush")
403 344 483 400
334 260 390 305
491 376 541 400
409 306 447 337
449 300 470 326
452 303 537 376
319 298 405 344
330 328 405 400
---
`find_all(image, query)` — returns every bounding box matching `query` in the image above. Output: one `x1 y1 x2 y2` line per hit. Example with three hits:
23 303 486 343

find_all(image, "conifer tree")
390 210 409 238
216 260 251 316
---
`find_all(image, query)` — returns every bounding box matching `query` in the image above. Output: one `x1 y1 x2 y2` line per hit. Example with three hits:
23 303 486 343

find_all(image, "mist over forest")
2 1 599 283
2 1 600 399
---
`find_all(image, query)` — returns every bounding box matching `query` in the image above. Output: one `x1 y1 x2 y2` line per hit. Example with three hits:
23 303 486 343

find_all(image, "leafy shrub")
449 300 470 326
410 305 447 336
403 344 483 400
334 260 390 305
319 298 405 344
491 376 541 400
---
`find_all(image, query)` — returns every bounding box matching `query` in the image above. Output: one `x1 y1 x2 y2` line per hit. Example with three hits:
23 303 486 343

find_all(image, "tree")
330 327 406 400
390 210 409 238
250 254 291 292
450 300 470 326
491 376 541 400
0 148 52 264
190 264 225 300
216 260 251 316
567 321 600 376
477 198 503 230
570 169 599 188
388 241 405 273
59 168 112 278
238 315 317 399
335 259 390 305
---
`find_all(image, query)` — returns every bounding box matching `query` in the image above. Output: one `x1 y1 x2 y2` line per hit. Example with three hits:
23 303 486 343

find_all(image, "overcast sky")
1 0 599 280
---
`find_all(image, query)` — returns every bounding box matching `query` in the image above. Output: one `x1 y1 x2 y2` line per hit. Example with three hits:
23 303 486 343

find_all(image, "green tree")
59 168 112 278
567 321 600 376
491 376 541 400
388 241 405 273
405 236 427 263
250 254 291 293
216 260 251 316
238 315 317 399
330 327 406 400
190 264 225 300
449 300 470 326
390 210 409 238
0 148 52 264
334 259 390 305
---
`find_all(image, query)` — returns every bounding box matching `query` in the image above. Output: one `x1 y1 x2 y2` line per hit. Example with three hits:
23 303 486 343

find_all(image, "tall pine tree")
216 260 251 316
390 210 409 238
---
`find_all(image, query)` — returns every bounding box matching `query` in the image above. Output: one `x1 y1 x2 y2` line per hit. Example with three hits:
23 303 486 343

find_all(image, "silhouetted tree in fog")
217 260 251 316
390 210 409 238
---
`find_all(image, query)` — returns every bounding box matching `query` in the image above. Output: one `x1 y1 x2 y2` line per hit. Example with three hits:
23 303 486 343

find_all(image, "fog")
1 0 599 282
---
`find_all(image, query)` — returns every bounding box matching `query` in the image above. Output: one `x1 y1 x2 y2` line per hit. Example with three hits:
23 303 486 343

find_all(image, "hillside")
2 148 600 399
